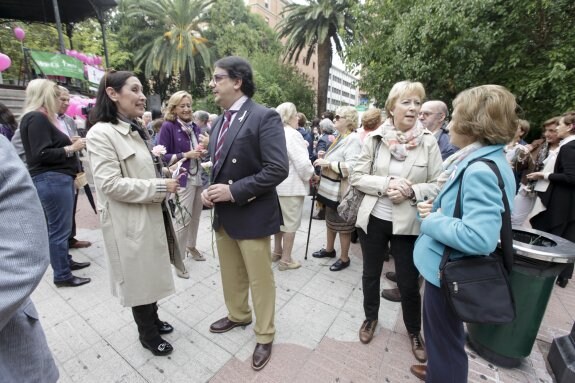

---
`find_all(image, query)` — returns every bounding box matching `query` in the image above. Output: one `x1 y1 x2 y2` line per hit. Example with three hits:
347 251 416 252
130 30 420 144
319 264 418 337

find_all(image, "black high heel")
556 277 569 288
140 338 173 356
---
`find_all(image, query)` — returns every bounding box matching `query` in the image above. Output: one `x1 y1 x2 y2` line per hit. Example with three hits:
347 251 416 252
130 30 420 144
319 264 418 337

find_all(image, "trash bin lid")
510 227 575 264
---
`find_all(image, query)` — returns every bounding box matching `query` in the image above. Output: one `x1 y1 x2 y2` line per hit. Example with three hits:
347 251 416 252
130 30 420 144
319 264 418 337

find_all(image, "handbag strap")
370 139 382 175
439 158 513 274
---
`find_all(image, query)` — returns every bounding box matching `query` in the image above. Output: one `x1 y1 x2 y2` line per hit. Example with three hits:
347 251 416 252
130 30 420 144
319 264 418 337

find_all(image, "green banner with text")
30 50 84 81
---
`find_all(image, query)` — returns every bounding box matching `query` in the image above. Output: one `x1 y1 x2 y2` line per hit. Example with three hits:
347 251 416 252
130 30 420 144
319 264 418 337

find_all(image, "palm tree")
126 0 214 91
277 0 355 116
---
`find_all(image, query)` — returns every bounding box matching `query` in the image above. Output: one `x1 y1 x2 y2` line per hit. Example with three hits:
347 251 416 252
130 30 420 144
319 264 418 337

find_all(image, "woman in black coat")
529 111 575 287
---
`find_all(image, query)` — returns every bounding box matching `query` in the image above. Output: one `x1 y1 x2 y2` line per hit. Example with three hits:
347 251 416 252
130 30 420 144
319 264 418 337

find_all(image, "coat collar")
109 119 132 135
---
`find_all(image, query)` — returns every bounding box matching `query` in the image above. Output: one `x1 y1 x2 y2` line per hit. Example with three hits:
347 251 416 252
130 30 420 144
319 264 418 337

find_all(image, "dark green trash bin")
467 228 575 368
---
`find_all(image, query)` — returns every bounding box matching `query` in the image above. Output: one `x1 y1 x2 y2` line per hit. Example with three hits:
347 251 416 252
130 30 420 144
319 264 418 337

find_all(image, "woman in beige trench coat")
87 70 181 357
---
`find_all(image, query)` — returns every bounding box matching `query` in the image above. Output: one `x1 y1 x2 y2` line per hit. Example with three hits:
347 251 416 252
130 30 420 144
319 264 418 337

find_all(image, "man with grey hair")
194 110 211 135
418 100 457 160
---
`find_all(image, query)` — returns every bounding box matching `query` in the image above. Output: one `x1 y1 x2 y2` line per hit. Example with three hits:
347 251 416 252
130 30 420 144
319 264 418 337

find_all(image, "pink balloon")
94 56 102 65
70 50 78 58
13 27 25 41
0 53 11 72
87 56 95 66
65 49 71 56
77 53 87 63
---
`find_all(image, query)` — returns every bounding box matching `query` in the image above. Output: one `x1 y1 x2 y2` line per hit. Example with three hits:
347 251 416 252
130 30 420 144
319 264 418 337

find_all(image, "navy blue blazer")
209 98 289 239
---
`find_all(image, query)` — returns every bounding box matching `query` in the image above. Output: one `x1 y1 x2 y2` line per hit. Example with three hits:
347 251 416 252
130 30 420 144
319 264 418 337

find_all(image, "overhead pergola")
0 0 118 67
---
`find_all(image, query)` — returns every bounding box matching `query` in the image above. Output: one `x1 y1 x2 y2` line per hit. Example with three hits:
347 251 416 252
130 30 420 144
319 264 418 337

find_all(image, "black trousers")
131 303 162 341
423 282 468 382
358 215 420 334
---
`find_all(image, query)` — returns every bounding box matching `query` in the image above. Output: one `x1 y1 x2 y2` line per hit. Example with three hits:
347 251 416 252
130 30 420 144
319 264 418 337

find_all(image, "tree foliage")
277 0 356 116
347 0 575 132
124 0 213 92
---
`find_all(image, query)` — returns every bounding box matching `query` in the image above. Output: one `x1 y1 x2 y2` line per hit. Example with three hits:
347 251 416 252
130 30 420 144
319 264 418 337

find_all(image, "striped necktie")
214 110 237 165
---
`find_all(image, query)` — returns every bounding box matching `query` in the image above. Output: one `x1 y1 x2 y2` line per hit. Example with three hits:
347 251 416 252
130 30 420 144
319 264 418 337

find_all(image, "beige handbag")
74 172 88 189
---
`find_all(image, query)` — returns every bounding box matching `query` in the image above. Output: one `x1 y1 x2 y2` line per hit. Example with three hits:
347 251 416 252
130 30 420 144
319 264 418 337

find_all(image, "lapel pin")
237 111 247 123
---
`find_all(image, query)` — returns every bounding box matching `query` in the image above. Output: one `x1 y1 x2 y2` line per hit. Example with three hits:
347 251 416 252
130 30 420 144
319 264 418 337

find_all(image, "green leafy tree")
347 0 575 132
251 53 315 118
125 0 214 92
205 0 281 58
277 0 356 116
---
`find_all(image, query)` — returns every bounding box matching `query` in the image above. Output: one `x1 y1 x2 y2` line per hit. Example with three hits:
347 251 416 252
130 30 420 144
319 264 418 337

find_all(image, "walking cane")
304 179 318 260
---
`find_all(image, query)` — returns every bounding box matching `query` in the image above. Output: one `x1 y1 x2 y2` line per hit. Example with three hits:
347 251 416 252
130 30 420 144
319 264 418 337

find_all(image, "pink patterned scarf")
381 118 425 161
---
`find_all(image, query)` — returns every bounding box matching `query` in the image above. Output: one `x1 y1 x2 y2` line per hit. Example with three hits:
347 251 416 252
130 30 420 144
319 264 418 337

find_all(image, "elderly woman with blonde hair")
411 85 518 381
273 102 315 270
312 106 362 271
351 81 442 364
157 91 209 278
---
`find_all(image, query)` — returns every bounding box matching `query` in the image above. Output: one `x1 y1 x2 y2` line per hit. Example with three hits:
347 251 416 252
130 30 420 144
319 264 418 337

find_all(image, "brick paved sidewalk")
31 193 573 382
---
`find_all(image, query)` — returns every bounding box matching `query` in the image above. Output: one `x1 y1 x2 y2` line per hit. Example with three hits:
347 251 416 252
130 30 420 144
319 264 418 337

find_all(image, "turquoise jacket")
414 145 515 287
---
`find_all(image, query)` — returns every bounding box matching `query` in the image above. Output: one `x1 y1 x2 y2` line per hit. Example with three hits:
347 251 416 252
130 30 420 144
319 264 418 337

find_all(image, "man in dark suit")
201 56 288 371
0 135 59 382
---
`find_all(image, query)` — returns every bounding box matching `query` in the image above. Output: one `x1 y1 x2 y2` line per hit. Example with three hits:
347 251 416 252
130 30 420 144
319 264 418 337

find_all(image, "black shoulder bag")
439 158 516 324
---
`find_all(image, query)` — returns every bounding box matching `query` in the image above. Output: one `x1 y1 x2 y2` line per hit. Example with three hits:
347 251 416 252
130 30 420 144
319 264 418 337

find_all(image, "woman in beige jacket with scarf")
87 71 181 357
312 106 362 271
350 81 442 363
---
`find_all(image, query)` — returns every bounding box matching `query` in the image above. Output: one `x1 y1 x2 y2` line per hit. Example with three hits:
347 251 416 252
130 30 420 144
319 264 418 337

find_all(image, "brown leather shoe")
209 317 252 333
359 319 377 344
70 239 92 249
410 364 426 381
385 271 397 283
252 342 272 370
381 287 401 302
409 333 427 362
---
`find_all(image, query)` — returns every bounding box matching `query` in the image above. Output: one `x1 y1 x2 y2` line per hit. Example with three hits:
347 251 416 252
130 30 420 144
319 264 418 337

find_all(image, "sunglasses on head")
335 115 345 121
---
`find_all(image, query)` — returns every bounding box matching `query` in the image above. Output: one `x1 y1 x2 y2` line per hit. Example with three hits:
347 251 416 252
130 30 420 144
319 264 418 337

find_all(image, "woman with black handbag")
411 85 518 382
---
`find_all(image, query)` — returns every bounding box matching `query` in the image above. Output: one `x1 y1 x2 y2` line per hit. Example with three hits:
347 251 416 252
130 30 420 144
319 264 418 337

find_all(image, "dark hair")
322 111 335 121
214 56 256 98
0 102 17 131
311 117 321 127
151 107 162 120
88 70 135 128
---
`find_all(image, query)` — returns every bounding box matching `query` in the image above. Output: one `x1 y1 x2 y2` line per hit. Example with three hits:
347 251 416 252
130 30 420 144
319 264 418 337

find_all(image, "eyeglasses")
211 74 229 83
335 115 346 121
418 112 440 118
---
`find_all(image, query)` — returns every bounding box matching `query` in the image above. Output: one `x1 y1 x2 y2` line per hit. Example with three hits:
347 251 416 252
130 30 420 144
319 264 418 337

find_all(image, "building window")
313 62 315 69
265 0 269 9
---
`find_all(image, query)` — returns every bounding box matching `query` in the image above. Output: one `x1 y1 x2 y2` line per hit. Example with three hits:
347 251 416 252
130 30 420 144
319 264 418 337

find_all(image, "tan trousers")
215 228 275 344
173 184 203 259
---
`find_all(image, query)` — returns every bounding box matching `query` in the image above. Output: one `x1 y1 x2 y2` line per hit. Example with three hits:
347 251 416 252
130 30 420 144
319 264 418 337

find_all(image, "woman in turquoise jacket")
410 85 518 382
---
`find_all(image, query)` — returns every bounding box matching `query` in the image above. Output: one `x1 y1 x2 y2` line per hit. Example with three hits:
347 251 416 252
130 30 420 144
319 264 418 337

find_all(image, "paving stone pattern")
31 193 573 382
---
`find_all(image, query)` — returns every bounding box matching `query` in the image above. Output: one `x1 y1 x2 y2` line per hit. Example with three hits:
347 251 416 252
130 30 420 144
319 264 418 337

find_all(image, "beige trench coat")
87 120 176 307
350 126 443 236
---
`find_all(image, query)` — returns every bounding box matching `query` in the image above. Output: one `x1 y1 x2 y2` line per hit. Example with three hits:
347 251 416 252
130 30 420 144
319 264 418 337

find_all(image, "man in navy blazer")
0 136 59 382
201 56 288 371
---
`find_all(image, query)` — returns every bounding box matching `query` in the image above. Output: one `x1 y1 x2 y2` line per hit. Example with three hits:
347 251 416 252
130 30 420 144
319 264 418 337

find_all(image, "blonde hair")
384 81 426 117
362 108 382 131
164 91 192 121
21 79 60 122
275 102 298 127
335 106 358 132
451 85 518 145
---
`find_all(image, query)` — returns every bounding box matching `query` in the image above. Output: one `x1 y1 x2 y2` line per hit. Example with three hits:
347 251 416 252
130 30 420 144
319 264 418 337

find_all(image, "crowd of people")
1 55 574 383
